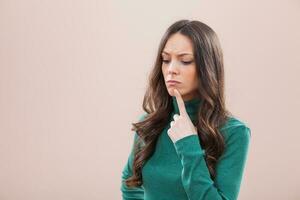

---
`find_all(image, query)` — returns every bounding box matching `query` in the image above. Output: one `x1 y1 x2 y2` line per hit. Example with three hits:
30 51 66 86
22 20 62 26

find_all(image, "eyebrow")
162 51 193 56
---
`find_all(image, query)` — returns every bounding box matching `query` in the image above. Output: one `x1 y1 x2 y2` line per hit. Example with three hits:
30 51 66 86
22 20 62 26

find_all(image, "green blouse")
120 96 251 200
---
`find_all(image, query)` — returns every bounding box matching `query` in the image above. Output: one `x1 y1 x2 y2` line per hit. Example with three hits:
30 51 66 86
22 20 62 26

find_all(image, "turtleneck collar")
171 95 202 122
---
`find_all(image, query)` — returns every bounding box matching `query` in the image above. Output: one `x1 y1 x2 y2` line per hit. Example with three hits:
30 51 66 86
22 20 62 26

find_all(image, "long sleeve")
120 132 144 199
120 114 147 200
173 124 251 200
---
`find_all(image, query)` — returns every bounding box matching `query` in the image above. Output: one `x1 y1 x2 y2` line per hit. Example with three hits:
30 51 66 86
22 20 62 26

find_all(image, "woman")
120 19 251 200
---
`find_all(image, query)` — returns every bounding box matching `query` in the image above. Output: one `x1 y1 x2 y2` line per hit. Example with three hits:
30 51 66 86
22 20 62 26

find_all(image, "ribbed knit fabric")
121 96 251 200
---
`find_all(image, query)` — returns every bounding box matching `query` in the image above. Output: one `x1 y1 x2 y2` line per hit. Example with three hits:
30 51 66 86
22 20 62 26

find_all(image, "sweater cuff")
173 134 205 157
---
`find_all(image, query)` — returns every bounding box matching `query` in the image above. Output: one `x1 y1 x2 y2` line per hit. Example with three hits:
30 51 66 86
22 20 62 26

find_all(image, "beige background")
0 0 299 199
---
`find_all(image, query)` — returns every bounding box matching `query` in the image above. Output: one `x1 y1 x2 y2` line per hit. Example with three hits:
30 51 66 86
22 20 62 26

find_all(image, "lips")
167 80 181 83
167 80 181 87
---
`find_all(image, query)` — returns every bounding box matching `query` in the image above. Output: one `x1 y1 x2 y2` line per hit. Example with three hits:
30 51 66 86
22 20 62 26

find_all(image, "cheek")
184 68 198 87
162 66 167 78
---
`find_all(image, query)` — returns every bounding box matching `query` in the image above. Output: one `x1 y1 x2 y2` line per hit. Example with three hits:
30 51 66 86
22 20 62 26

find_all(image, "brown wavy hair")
125 19 233 187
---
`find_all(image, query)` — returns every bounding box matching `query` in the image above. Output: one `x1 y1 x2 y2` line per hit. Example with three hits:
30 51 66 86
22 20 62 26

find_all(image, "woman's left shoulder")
219 116 252 141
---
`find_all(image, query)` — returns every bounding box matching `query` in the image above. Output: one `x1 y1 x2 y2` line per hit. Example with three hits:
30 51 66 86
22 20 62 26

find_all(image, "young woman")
120 19 251 200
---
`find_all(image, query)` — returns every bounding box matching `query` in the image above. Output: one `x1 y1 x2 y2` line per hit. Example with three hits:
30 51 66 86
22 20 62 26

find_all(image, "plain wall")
0 0 299 199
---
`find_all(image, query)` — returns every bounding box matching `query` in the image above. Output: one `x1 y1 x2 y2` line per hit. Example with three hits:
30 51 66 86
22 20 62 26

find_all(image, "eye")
182 61 193 65
162 60 170 64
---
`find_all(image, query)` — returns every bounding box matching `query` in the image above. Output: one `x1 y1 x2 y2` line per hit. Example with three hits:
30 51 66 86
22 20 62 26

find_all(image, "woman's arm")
120 114 147 200
120 132 144 200
173 124 251 200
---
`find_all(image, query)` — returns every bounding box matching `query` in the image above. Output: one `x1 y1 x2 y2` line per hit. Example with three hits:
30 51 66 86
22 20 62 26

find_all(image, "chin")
168 88 184 96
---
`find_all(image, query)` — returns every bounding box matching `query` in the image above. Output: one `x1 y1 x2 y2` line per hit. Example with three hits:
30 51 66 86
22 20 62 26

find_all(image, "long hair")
125 19 233 187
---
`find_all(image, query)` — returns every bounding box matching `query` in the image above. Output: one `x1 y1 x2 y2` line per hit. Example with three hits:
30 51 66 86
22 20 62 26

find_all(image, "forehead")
162 33 194 55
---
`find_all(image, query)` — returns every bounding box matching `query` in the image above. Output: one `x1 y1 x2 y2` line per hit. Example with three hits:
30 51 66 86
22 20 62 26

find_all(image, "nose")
167 60 179 75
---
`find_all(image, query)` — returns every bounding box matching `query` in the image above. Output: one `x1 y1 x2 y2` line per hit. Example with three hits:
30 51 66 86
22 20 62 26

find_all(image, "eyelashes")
162 60 193 65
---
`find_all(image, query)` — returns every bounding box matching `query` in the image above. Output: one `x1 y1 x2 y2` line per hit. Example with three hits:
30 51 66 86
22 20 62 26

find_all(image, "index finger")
174 89 187 116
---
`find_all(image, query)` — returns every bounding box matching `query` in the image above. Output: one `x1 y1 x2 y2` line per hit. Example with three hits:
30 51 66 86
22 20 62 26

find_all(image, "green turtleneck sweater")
120 96 251 200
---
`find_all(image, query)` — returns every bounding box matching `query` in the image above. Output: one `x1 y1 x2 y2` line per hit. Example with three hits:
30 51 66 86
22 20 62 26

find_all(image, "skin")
161 32 200 101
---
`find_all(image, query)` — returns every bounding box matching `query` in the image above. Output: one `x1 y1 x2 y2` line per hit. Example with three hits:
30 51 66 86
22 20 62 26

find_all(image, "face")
161 32 199 101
